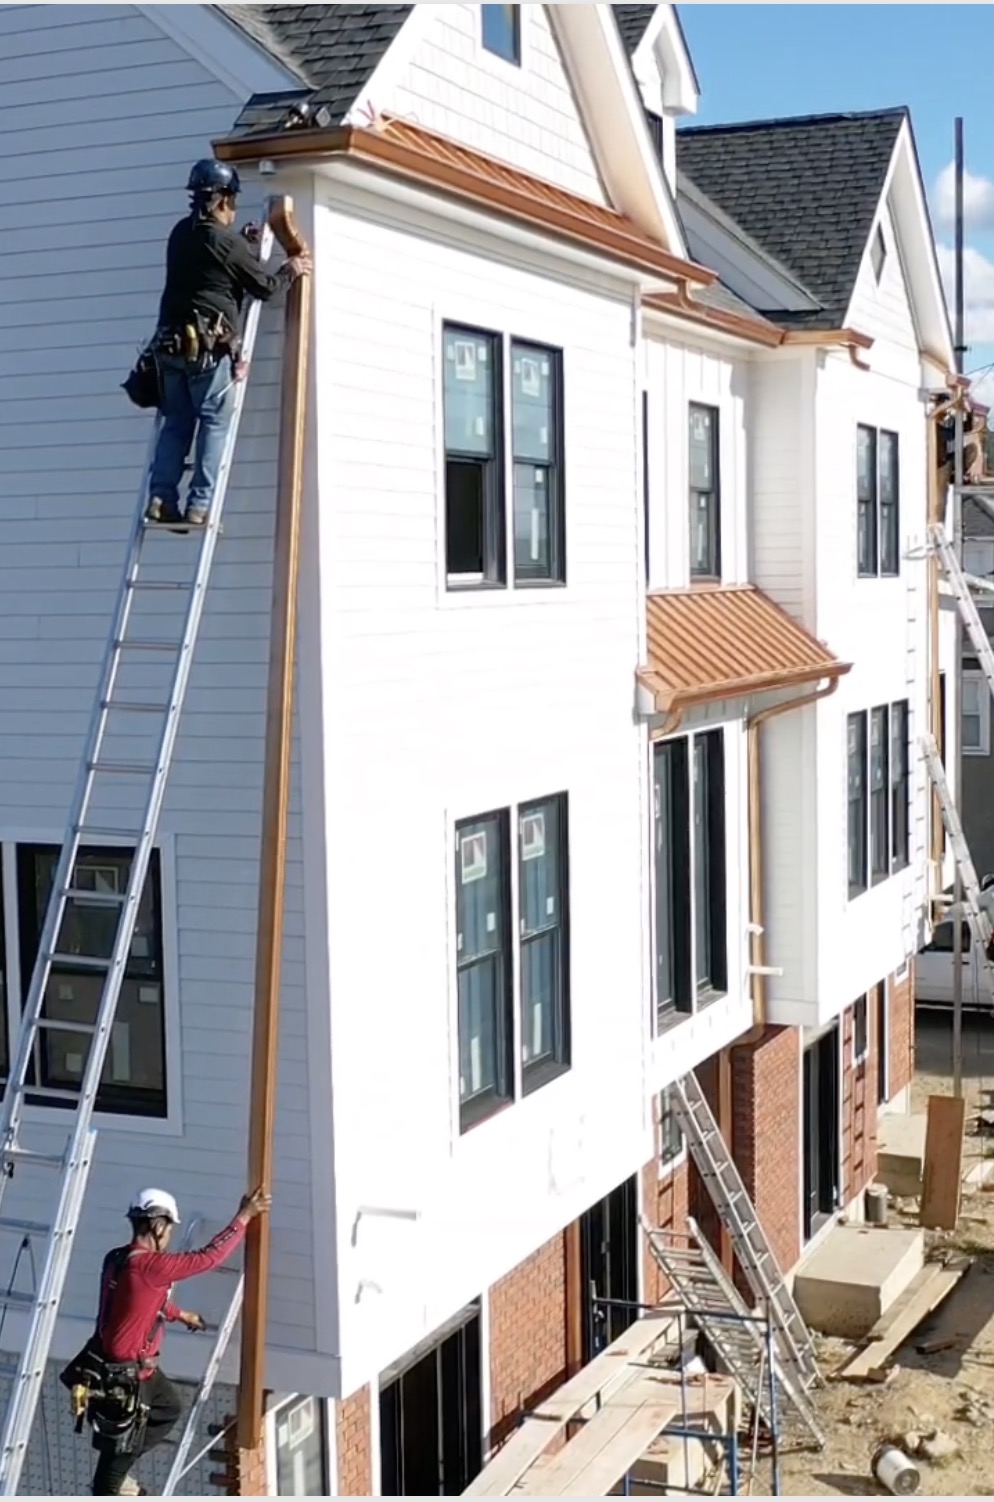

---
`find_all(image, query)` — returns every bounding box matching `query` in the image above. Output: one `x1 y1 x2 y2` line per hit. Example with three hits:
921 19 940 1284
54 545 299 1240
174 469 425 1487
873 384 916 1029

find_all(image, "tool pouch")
121 347 161 410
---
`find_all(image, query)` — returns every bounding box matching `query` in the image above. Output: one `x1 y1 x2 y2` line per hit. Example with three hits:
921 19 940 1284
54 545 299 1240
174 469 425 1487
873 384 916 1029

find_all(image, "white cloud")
933 161 994 231
936 242 994 344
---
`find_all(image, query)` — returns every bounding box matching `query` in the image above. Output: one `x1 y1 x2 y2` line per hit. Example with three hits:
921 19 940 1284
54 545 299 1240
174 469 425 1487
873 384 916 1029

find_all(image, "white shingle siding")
0 3 318 1385
387 3 608 201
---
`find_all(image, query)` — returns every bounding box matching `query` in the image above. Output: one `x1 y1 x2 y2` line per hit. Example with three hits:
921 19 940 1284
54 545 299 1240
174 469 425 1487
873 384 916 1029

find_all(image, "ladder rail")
162 1276 244 1497
0 218 277 1496
929 522 994 692
921 733 994 1006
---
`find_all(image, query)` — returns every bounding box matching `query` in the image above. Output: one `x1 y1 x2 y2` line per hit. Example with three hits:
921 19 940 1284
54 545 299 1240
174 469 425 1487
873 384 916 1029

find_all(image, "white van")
915 886 994 1010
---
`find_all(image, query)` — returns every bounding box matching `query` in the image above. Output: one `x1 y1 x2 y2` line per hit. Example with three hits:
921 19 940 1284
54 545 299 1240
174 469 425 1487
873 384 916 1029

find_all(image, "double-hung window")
856 424 899 577
890 699 910 869
869 706 890 884
847 712 868 897
688 404 720 579
274 1398 329 1496
443 324 564 589
455 794 570 1131
14 844 167 1117
652 729 727 1030
964 539 994 612
848 698 910 898
963 670 991 755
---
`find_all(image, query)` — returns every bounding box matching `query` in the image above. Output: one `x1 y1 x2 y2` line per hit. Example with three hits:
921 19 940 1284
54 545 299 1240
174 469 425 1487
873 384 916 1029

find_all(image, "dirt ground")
772 1011 994 1497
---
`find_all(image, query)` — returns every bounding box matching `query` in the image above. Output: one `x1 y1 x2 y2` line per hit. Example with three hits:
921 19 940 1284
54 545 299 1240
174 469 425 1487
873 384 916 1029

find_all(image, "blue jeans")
149 353 236 515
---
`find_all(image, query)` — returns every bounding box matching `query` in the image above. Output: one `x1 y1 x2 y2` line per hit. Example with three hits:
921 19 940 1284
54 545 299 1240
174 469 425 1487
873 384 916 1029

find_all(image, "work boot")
145 497 183 526
115 1478 144 1497
184 505 209 527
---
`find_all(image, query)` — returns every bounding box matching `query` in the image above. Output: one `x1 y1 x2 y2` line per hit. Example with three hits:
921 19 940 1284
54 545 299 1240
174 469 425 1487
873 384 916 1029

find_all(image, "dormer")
617 4 699 194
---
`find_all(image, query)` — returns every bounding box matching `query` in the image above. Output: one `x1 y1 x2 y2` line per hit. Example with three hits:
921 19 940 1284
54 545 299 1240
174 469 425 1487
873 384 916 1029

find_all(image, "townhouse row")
0 2 956 1494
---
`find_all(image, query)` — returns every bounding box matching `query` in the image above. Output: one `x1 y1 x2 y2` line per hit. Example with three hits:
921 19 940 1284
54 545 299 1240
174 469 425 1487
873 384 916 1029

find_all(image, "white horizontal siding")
749 353 812 626
387 3 607 201
0 3 320 1387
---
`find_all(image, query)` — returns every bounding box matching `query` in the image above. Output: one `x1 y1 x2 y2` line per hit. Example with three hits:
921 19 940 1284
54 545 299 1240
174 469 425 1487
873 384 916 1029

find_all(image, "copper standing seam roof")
638 585 850 713
214 116 717 288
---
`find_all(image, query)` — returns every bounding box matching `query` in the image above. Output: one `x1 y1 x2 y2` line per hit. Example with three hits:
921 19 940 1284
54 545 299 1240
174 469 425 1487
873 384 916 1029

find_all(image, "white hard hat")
128 1188 181 1225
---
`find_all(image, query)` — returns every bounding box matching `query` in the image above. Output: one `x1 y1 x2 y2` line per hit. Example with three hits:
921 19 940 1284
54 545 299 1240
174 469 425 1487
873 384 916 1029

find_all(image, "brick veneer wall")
730 1026 802 1274
842 999 878 1204
336 1387 373 1498
642 1156 690 1305
488 1232 567 1451
888 962 915 1099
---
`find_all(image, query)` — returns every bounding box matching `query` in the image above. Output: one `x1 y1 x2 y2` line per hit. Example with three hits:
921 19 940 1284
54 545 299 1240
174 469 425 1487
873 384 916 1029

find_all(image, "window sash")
890 699 909 870
963 672 990 755
658 1086 685 1166
443 325 504 585
274 1398 329 1497
13 845 167 1117
688 404 720 578
510 341 563 583
870 705 890 882
857 425 900 577
879 430 899 576
518 794 570 1088
653 739 691 1021
456 812 512 1126
856 425 877 576
847 713 868 896
481 4 520 63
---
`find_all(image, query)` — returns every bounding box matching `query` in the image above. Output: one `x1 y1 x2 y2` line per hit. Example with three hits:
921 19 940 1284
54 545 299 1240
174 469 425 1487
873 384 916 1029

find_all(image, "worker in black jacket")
146 159 311 527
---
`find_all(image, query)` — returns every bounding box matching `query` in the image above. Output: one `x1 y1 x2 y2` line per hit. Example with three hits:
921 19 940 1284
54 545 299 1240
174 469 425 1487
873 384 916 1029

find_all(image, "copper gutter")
740 674 847 1044
638 661 843 716
214 123 716 289
645 287 783 349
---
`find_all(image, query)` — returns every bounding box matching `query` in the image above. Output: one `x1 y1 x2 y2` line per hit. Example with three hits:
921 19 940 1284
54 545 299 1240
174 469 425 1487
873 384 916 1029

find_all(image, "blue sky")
677 4 994 396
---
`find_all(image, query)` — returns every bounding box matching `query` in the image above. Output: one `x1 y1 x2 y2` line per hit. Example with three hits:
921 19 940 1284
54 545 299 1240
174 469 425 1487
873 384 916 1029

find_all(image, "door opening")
803 1027 840 1240
579 1175 639 1364
379 1305 482 1495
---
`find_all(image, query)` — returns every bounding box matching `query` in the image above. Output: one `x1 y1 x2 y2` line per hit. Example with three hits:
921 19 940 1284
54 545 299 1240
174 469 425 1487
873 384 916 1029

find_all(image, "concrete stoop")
876 1112 927 1199
792 1223 925 1339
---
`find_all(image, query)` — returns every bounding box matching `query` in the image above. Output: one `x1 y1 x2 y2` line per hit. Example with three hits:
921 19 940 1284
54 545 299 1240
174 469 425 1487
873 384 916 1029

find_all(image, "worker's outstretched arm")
138 1188 271 1285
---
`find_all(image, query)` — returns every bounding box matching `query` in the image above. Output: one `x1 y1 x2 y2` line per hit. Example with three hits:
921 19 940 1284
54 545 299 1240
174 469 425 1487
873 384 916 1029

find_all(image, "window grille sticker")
518 356 541 398
521 811 546 859
460 830 487 882
452 339 477 380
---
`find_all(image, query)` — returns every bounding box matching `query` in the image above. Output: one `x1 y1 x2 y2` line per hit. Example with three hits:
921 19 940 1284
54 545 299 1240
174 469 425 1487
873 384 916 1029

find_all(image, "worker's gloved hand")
179 1311 207 1332
284 252 313 282
233 359 250 383
238 1186 273 1223
241 222 262 244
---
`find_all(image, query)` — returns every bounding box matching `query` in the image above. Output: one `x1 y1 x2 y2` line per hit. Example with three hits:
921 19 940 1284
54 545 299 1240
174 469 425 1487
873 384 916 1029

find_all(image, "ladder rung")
47 952 109 971
34 1017 96 1035
102 701 170 715
114 638 180 652
13 1084 87 1104
0 1146 65 1169
62 887 126 907
0 1290 41 1310
89 760 157 777
74 825 142 842
0 1217 50 1237
127 578 187 592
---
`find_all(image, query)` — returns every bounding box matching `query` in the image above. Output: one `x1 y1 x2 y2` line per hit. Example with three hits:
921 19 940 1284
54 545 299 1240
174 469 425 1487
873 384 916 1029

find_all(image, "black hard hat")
187 159 241 197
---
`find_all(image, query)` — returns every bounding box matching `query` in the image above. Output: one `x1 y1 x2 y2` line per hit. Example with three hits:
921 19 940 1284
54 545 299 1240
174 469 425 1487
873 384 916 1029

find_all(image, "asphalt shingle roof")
676 109 907 329
612 4 657 52
218 4 414 125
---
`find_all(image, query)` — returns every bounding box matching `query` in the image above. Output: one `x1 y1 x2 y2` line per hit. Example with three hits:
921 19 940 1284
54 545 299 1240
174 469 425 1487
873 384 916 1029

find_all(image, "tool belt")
59 1342 150 1455
154 307 241 368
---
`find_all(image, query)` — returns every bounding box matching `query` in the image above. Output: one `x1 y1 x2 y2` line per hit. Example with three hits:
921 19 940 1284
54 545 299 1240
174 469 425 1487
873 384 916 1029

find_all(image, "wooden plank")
524 1391 683 1498
237 195 312 1450
838 1263 969 1381
464 1316 673 1496
921 1093 966 1229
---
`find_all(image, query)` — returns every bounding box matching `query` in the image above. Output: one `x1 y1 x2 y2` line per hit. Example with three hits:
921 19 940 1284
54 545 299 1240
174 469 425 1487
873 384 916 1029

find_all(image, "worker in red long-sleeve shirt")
75 1184 269 1497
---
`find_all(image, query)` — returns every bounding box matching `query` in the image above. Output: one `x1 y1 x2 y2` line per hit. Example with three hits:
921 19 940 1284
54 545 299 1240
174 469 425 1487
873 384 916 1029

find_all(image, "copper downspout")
927 407 943 884
740 676 844 1046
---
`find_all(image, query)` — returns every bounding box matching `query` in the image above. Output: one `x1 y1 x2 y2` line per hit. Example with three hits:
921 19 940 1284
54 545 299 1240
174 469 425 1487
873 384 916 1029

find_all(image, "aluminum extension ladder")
0 222 276 1496
669 1074 821 1394
162 1274 244 1496
928 521 994 688
920 732 994 1004
641 1217 824 1447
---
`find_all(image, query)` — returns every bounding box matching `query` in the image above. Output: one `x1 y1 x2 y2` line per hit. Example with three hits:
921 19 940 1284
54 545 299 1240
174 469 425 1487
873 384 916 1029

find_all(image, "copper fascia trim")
643 289 784 349
637 657 851 714
782 326 873 351
215 124 716 288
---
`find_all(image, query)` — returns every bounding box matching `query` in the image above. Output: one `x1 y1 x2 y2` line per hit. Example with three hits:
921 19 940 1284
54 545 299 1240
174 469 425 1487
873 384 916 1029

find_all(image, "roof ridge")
678 105 909 137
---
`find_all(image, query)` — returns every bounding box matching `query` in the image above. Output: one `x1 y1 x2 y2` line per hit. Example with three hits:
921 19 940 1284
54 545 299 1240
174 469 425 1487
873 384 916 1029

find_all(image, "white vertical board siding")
386 3 607 201
312 184 650 1393
749 352 814 627
0 4 319 1383
846 200 921 385
644 332 750 590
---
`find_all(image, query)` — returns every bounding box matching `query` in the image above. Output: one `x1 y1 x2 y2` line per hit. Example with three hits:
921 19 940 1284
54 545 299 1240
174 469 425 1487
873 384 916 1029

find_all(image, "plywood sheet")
920 1093 966 1230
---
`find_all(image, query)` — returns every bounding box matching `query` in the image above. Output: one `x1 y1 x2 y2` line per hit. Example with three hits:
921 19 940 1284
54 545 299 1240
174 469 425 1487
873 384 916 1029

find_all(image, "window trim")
443 323 505 589
510 338 565 586
0 833 182 1136
480 4 521 66
963 669 991 756
518 792 571 1096
688 402 721 581
856 424 900 579
656 1086 687 1179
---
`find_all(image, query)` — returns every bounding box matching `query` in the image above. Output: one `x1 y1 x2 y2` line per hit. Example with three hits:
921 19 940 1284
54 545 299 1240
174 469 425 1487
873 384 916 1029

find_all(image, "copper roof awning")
638 585 850 713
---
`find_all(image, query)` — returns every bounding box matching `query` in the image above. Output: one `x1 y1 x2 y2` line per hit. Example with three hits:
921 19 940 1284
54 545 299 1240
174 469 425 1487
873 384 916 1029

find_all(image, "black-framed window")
274 1398 329 1496
853 994 868 1065
455 811 513 1129
658 1085 684 1167
689 403 720 578
481 4 520 64
891 699 910 870
870 706 890 884
857 424 899 578
443 325 504 584
511 341 564 582
847 712 868 897
14 845 167 1117
518 793 570 1092
653 729 726 1029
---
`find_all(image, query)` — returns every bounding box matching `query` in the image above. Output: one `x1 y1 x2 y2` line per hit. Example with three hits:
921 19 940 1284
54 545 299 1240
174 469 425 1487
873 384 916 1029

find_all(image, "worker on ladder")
61 1185 270 1496
145 158 312 528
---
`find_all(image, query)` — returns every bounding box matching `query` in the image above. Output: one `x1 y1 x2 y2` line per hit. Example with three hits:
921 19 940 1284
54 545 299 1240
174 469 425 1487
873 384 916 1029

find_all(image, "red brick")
841 998 878 1204
888 963 915 1099
642 1156 690 1304
336 1387 372 1497
488 1233 567 1451
728 1027 802 1274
